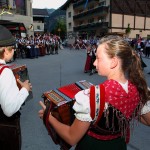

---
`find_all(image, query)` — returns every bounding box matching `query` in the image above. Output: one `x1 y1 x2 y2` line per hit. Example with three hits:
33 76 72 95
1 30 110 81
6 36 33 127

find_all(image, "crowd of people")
12 33 61 61
128 37 150 57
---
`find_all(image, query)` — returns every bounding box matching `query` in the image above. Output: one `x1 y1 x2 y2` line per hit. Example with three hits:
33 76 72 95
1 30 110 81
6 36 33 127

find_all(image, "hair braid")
128 50 149 104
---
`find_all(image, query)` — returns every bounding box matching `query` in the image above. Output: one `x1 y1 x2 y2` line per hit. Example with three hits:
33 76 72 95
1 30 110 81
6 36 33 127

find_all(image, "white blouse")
0 59 29 117
73 89 92 122
141 86 150 114
141 101 150 115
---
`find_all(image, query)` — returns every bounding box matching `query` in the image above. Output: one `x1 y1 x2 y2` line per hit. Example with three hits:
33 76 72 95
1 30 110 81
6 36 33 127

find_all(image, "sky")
32 0 68 9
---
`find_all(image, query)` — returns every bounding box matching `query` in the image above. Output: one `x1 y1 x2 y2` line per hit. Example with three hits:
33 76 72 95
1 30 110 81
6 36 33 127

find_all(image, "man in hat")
0 25 32 150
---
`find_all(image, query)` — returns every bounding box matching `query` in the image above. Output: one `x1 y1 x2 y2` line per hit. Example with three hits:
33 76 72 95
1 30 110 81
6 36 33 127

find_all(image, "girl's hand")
38 101 46 119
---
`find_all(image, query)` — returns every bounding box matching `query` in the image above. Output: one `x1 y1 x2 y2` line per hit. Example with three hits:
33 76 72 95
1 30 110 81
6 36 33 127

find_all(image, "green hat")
0 25 15 47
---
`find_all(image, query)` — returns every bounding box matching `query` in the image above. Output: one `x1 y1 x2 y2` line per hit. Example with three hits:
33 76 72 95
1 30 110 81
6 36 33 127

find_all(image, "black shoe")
89 72 93 76
147 72 150 74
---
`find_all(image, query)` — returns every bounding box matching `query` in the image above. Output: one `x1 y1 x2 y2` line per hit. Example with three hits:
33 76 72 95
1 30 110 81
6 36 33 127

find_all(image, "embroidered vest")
87 80 141 143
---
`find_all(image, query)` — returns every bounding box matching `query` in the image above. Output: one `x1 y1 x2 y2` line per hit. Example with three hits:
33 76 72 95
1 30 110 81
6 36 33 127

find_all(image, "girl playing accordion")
39 35 150 150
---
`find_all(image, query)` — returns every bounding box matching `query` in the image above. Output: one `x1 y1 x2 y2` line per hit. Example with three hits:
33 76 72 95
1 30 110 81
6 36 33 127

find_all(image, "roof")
60 0 74 10
60 0 99 10
33 9 49 16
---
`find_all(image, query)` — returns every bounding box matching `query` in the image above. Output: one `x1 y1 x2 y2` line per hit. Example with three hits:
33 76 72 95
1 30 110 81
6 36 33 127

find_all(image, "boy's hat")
0 25 15 47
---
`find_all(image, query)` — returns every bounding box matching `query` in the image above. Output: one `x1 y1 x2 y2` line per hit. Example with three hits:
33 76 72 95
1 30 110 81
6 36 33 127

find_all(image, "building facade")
33 8 49 33
61 0 150 43
0 0 33 37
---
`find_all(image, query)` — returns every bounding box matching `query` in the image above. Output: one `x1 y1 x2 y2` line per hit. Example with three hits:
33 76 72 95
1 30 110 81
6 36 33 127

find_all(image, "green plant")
125 23 131 34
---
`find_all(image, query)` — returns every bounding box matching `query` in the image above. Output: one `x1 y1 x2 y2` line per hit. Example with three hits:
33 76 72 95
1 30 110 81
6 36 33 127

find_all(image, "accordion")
42 80 93 150
9 64 33 101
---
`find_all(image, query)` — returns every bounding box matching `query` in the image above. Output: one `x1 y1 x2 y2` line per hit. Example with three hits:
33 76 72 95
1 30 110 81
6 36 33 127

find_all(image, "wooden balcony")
73 6 109 20
74 21 108 32
73 0 98 9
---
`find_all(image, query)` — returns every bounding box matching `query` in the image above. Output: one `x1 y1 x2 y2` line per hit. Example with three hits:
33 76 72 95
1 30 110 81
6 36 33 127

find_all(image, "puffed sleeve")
73 89 92 122
141 101 150 115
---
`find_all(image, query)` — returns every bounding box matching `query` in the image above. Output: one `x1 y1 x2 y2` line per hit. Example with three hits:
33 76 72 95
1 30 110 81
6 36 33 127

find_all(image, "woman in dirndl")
84 44 92 73
39 35 150 150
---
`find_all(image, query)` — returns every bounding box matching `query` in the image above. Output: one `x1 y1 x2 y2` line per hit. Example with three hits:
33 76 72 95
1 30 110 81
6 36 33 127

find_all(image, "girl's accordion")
42 80 93 150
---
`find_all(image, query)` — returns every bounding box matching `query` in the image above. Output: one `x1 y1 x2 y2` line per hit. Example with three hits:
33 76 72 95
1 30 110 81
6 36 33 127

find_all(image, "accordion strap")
43 101 59 144
0 64 9 75
0 64 17 75
43 101 73 150
89 84 105 124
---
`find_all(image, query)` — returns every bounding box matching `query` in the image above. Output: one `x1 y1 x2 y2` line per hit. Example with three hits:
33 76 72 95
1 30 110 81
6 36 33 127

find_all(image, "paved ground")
11 47 150 150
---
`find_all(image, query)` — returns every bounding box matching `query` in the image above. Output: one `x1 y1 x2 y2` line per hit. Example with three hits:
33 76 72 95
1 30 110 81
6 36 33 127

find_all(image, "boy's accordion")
9 64 33 101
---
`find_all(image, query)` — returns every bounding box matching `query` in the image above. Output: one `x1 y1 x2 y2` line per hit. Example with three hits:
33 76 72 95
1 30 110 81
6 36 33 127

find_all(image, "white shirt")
141 101 150 115
0 59 29 117
73 89 92 122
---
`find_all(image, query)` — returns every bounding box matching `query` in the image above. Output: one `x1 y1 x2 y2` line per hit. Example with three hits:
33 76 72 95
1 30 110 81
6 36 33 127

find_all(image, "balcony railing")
73 6 109 20
73 0 97 9
74 21 108 32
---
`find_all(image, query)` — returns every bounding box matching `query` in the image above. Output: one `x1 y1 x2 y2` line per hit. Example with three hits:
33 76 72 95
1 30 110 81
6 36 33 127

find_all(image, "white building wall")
112 13 150 38
66 4 75 44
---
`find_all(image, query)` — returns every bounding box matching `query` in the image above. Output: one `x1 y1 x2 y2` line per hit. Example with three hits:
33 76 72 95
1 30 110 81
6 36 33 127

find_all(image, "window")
37 26 41 30
79 21 83 25
88 5 94 10
14 0 26 15
88 18 94 24
136 34 140 39
99 1 106 6
98 17 106 22
68 23 72 29
79 9 84 13
147 35 150 40
68 12 71 18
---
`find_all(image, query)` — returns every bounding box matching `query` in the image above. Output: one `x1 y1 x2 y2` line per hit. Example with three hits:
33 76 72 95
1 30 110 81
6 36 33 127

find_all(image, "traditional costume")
84 49 92 73
73 79 141 150
0 61 29 150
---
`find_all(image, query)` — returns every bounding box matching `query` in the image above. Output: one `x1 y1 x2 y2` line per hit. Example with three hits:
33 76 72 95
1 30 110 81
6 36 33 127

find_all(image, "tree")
51 18 66 39
125 23 131 35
